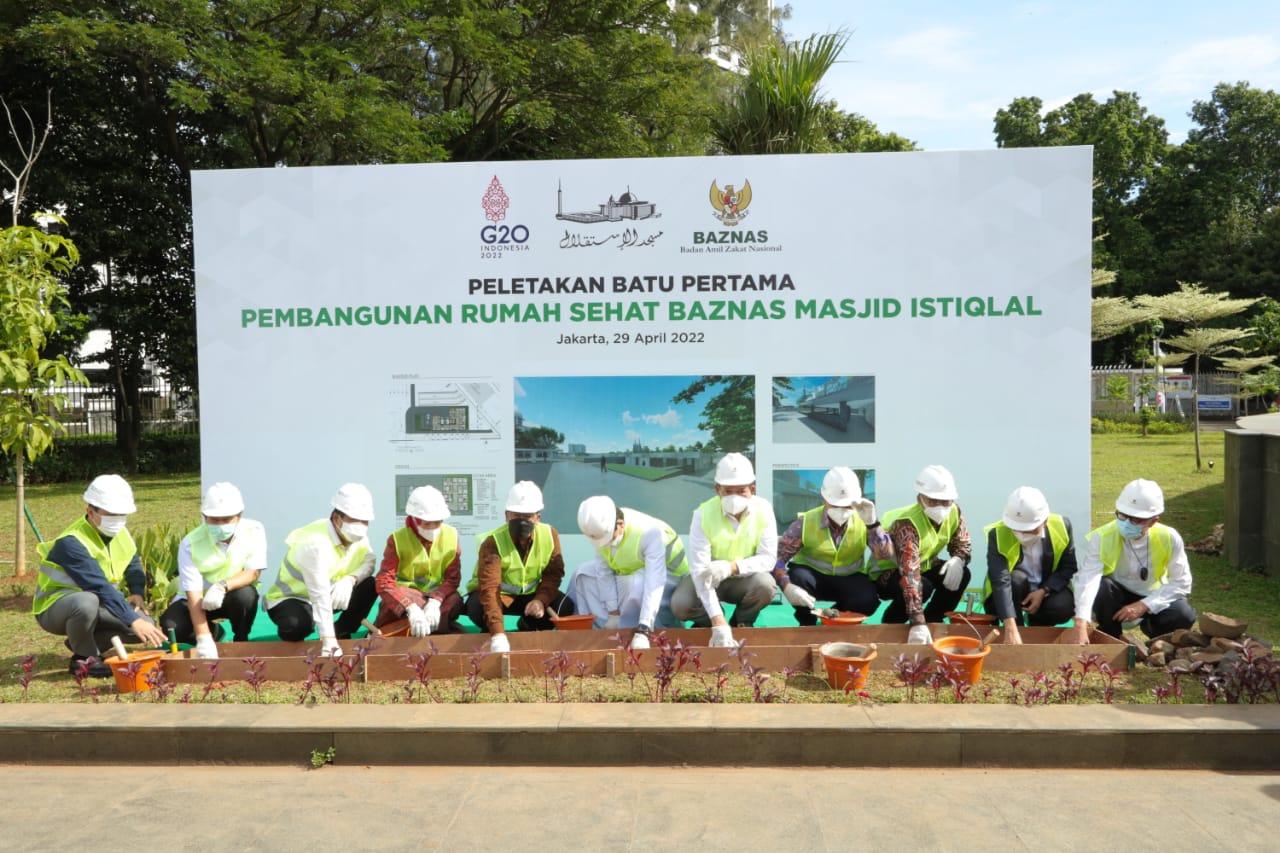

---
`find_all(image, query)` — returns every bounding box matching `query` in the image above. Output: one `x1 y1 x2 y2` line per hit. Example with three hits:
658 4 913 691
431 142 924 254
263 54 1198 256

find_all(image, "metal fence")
1091 367 1240 418
50 377 199 437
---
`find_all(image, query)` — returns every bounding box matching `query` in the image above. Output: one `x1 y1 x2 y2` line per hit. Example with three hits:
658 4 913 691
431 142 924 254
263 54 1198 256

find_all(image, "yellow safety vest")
981 514 1070 598
1088 521 1173 585
597 508 689 577
187 522 257 586
794 506 869 576
267 519 370 603
467 522 553 595
699 495 768 561
393 524 459 593
33 517 136 616
874 502 960 576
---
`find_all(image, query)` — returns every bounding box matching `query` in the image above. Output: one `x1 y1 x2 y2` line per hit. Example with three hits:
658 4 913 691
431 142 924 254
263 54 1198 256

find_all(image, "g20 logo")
480 223 529 244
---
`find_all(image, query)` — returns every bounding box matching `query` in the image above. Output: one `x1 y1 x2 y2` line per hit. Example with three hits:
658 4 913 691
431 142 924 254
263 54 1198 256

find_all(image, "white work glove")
321 636 343 657
938 556 965 592
329 576 356 611
194 633 219 660
406 603 430 638
604 613 621 630
907 624 932 645
630 632 650 650
855 498 877 527
703 560 733 587
423 598 442 634
709 624 736 648
489 633 510 654
201 582 227 611
783 583 817 609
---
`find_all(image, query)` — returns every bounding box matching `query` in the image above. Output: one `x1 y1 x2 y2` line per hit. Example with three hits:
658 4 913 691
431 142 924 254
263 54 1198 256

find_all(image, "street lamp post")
1151 320 1165 413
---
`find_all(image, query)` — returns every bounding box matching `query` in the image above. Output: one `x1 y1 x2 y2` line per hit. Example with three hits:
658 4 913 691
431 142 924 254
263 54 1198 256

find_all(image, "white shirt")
688 496 778 621
176 518 268 597
574 513 672 630
1018 534 1045 587
1073 525 1193 620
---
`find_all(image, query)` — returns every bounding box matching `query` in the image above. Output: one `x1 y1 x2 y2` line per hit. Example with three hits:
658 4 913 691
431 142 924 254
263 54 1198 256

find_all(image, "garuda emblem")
709 179 752 226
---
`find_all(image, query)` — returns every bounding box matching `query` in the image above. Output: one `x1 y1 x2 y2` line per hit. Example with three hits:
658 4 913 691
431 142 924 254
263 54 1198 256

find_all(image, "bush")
1091 414 1193 434
0 432 199 484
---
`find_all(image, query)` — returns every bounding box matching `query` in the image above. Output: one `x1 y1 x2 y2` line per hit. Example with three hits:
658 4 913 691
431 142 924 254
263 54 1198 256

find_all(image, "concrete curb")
2 703 1278 769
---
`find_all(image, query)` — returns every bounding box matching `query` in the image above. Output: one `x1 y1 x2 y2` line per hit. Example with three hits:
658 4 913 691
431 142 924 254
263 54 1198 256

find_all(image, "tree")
711 30 849 154
672 375 754 453
1 94 88 577
816 103 916 152
1135 283 1261 470
515 425 564 450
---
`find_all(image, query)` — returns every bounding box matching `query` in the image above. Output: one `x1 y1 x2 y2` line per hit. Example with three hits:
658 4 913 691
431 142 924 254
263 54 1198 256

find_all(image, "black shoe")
211 622 226 642
70 655 113 678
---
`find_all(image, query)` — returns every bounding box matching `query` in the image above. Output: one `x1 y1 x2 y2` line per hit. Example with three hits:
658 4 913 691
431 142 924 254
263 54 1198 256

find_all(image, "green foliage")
0 219 87 463
308 746 336 769
514 425 564 450
672 375 754 453
0 433 199 485
816 102 917 153
135 522 183 616
1090 415 1191 435
712 30 848 154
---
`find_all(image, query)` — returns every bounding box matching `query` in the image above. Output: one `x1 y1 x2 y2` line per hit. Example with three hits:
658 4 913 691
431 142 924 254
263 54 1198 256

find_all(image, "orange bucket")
819 642 877 691
931 635 991 684
104 650 166 694
818 611 867 627
550 614 595 630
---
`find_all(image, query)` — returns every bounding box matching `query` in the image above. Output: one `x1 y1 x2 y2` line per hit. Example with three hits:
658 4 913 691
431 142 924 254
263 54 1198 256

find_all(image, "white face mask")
340 520 369 541
721 494 750 516
609 531 624 548
419 525 437 542
96 515 128 538
1014 529 1042 546
826 507 854 526
206 521 237 542
923 503 952 525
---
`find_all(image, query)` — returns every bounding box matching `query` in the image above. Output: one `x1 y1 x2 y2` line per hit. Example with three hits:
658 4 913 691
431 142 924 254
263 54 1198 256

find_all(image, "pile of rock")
1125 612 1270 669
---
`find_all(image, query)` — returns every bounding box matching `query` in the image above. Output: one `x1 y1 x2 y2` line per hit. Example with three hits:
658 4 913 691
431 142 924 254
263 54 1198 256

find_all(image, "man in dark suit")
983 486 1078 644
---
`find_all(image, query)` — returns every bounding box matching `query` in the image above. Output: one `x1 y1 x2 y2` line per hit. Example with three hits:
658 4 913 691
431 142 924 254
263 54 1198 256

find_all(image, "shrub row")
1091 414 1195 434
0 433 199 484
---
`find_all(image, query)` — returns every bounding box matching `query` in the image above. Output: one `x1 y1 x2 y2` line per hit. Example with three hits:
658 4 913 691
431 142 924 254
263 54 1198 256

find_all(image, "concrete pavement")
3 765 1278 851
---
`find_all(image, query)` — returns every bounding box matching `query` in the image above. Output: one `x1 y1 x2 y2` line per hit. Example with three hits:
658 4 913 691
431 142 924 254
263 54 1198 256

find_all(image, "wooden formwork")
156 624 1130 684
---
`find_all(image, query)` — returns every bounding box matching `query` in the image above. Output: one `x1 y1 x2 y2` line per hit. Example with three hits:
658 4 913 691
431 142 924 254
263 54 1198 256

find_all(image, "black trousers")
983 569 1075 627
160 585 259 643
267 576 378 641
785 565 880 625
1092 575 1196 639
878 564 971 623
465 590 574 633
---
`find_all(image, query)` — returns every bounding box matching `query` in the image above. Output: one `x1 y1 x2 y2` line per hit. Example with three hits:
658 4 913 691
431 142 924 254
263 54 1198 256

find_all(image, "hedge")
0 433 199 484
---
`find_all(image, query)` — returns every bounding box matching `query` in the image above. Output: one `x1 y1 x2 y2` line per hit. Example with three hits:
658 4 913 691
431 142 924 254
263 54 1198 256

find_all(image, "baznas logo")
482 176 510 222
709 179 752 226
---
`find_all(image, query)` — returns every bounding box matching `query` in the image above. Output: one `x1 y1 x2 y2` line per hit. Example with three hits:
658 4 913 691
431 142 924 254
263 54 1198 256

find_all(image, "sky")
514 375 719 453
781 1 1280 150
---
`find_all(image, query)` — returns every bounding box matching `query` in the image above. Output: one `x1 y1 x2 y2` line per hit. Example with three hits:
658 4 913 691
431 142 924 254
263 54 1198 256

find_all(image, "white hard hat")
820 467 862 506
1116 478 1163 518
505 481 544 513
1003 486 1049 532
404 486 450 522
201 482 245 517
331 483 375 522
84 474 136 515
914 465 957 501
577 496 619 546
715 452 755 486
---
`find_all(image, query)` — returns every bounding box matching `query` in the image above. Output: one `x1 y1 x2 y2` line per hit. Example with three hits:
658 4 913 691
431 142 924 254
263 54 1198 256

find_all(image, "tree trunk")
15 453 26 578
1193 355 1203 471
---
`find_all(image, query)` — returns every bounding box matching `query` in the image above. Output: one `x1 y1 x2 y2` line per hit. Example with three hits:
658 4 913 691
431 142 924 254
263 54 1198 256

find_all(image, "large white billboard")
191 148 1093 593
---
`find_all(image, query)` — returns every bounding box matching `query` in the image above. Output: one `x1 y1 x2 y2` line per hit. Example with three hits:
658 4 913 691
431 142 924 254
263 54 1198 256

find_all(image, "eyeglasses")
1115 511 1156 526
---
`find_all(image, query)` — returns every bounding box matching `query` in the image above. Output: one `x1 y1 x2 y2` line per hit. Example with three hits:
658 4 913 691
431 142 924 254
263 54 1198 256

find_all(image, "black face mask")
508 518 536 540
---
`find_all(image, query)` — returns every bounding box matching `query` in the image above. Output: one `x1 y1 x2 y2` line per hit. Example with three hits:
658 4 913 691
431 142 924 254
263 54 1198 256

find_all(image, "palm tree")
712 31 849 155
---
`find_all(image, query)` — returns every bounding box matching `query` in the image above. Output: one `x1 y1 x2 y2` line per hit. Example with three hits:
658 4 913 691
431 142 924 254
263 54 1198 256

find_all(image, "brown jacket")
474 525 564 632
